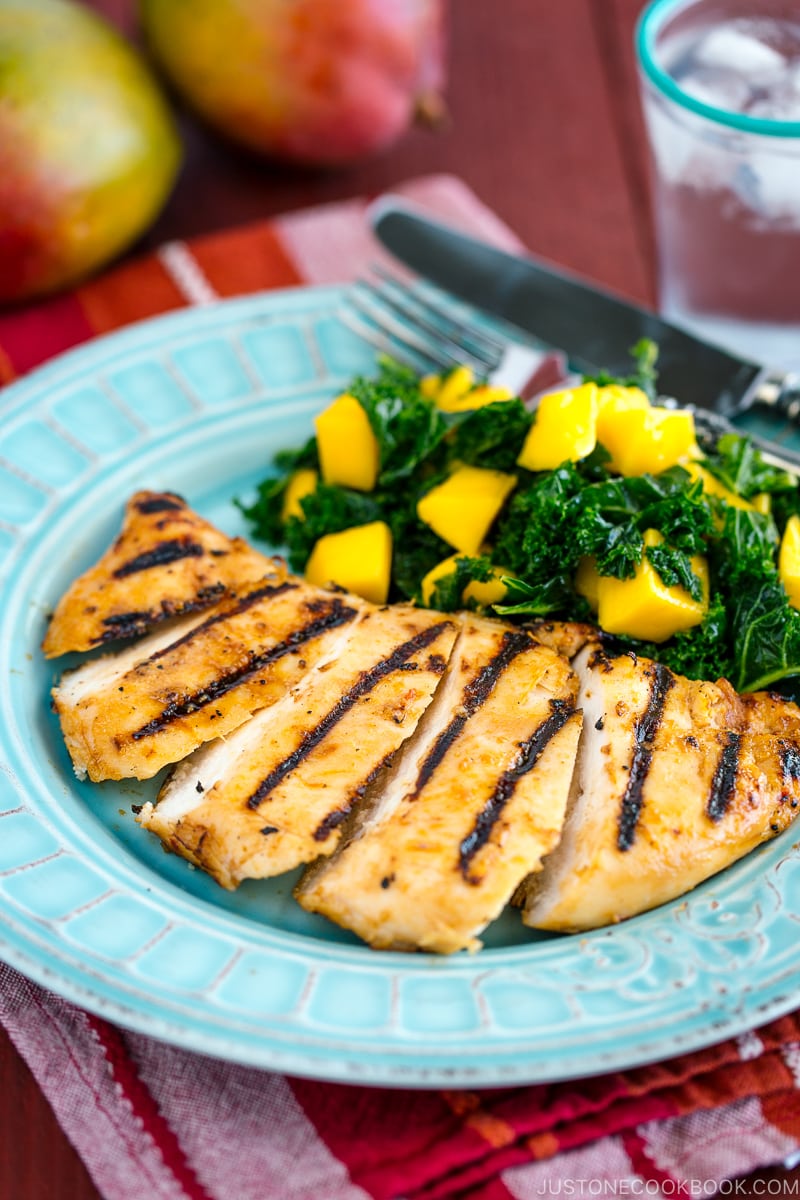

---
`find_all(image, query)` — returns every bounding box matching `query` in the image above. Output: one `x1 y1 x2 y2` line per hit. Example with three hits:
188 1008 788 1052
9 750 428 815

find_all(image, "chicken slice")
296 617 582 954
53 577 366 781
524 620 602 660
520 646 800 932
43 491 273 658
138 606 459 889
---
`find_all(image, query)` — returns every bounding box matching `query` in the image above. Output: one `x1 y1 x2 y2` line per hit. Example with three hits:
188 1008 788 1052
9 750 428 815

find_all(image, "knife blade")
369 197 799 423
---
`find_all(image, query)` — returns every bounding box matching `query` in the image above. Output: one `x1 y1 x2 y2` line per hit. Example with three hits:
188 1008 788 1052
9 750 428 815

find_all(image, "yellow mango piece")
281 468 318 522
417 465 517 555
304 521 392 605
517 383 599 471
595 385 650 446
685 462 752 511
434 383 514 413
779 515 800 609
753 492 772 515
574 556 600 611
420 373 442 399
420 554 510 608
435 365 475 411
465 570 509 607
462 384 514 406
598 406 696 476
596 530 708 643
315 393 379 492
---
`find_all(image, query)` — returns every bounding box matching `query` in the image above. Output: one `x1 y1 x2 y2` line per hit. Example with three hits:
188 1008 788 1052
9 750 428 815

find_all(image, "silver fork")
339 266 567 399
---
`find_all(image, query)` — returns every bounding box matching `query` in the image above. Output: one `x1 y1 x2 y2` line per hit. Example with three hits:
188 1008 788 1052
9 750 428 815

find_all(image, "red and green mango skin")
140 0 445 166
0 0 180 303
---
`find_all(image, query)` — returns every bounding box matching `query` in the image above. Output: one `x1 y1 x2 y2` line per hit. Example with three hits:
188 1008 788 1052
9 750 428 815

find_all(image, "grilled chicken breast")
296 617 582 953
139 607 459 888
43 491 272 658
53 577 365 781
519 645 800 932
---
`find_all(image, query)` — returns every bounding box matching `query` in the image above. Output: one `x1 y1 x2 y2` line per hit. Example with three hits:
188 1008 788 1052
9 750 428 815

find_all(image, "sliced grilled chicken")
138 606 459 889
296 617 582 954
43 491 273 658
524 620 602 660
519 646 800 932
53 577 366 782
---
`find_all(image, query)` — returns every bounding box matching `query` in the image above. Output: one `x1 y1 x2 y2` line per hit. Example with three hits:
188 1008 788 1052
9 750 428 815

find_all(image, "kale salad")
238 350 800 697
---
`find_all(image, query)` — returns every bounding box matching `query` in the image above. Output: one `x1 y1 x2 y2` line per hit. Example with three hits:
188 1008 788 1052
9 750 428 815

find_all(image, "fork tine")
368 267 505 366
338 303 448 374
348 288 477 372
355 282 492 375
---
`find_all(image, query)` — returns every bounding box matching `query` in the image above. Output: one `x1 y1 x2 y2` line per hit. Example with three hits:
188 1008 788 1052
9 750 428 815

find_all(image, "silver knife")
369 198 800 426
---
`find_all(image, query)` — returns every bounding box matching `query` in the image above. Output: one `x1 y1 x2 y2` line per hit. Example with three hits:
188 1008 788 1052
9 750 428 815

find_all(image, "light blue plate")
1 284 800 1086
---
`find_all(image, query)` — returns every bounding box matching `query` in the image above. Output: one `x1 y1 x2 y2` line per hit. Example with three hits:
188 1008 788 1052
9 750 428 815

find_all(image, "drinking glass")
636 0 800 369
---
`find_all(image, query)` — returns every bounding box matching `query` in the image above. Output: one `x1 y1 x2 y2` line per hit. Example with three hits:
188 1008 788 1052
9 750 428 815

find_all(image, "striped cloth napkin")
2 174 800 1199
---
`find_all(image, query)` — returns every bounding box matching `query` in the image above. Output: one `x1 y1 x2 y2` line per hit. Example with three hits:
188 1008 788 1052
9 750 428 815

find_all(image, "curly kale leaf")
582 338 659 399
281 485 381 572
493 574 578 618
426 555 495 612
702 433 798 501
645 543 703 602
236 436 320 545
348 361 448 485
493 465 584 582
447 400 533 472
730 577 800 692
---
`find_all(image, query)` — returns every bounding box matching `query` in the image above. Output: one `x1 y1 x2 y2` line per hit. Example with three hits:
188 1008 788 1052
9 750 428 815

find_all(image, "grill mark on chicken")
617 662 675 851
135 495 184 514
412 629 533 798
130 599 359 741
147 580 298 663
781 742 800 783
112 537 207 578
245 620 453 813
459 699 576 882
706 731 742 822
97 585 229 645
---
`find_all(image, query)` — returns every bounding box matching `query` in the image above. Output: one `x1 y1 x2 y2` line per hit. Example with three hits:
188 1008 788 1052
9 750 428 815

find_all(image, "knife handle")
748 370 800 422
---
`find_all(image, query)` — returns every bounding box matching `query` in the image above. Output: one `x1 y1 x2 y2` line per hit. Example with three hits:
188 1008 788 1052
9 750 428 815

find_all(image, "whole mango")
0 0 180 303
139 0 445 167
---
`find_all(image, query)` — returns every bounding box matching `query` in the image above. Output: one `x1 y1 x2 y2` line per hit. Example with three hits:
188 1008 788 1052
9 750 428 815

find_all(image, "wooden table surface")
0 1 796 1195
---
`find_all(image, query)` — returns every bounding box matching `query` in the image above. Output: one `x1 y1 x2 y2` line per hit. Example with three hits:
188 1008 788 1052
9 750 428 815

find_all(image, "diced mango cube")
463 384 514 407
281 468 318 522
779 515 800 609
598 405 695 476
596 530 708 642
420 554 509 608
595 385 650 446
435 365 475 411
685 462 752 511
420 373 442 399
304 521 392 605
574 556 600 611
417 465 517 555
315 393 379 492
517 383 599 471
752 492 771 515
464 570 509 607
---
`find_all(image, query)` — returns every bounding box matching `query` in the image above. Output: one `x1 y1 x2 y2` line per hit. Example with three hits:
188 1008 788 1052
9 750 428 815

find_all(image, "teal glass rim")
636 0 800 138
